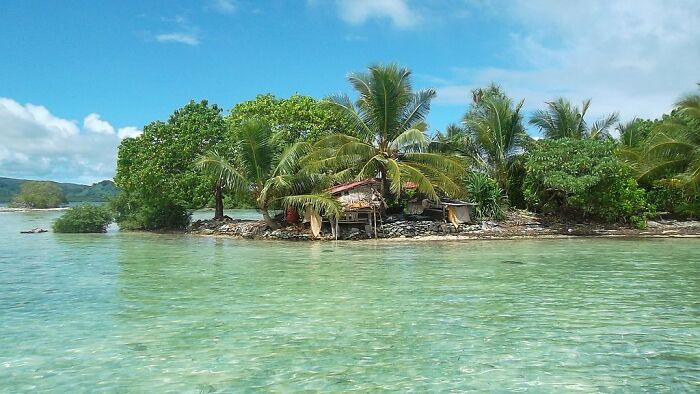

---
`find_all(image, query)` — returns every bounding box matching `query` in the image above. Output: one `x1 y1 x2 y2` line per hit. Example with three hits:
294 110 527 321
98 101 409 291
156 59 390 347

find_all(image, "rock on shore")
189 211 700 241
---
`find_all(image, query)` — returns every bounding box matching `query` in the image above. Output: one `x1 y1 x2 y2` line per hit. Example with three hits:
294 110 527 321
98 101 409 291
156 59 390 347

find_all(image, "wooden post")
373 206 378 238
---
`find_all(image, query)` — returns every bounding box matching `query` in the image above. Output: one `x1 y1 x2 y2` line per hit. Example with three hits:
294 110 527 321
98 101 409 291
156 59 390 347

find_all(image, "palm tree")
196 119 341 228
317 63 465 200
195 150 237 220
642 88 700 190
615 118 656 181
529 98 619 140
460 85 530 194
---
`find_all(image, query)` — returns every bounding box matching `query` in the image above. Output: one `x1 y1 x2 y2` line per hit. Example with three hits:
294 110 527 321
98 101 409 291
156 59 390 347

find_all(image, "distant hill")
0 177 120 203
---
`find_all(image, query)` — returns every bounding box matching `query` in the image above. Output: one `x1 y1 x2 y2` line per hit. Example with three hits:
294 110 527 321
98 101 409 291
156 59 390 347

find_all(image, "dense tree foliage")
52 204 113 233
114 100 226 229
524 139 650 226
10 181 67 208
317 64 465 200
226 94 352 146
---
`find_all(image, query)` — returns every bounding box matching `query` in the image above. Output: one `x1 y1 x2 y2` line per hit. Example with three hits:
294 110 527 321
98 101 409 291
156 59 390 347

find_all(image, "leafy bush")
524 138 651 225
109 193 191 231
465 172 506 220
647 180 700 219
10 181 67 208
506 156 527 209
52 204 113 233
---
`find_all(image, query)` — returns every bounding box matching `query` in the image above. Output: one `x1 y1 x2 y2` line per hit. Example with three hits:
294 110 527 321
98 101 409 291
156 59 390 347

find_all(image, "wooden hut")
324 178 383 238
406 197 475 227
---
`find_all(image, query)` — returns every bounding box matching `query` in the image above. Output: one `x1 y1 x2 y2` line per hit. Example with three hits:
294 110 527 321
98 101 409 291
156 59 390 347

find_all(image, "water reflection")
0 211 698 391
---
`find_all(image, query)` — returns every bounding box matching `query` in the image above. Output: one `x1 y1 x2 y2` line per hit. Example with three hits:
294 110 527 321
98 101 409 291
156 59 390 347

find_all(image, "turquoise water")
1 211 699 392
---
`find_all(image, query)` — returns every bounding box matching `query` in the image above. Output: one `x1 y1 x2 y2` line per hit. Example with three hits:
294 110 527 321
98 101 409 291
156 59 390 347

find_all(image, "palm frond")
273 141 311 176
398 89 437 131
236 119 275 184
281 193 343 219
409 161 465 198
402 152 466 176
194 150 247 192
322 95 373 140
397 161 437 199
675 93 700 121
389 126 429 152
589 112 619 140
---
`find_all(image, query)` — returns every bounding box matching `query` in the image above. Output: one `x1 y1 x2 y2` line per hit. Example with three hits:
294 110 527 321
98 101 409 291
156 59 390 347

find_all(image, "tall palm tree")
460 86 529 194
317 64 465 200
642 88 700 190
196 119 341 228
529 98 619 140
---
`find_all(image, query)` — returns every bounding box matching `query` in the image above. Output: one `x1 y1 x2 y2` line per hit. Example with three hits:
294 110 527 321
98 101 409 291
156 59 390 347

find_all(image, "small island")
106 64 699 241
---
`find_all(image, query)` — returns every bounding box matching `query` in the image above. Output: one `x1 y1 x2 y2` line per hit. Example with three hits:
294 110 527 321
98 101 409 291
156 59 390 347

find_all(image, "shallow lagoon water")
1 211 699 392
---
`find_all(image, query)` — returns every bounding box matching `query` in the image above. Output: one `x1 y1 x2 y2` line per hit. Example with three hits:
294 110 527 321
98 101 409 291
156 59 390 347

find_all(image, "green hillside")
0 177 119 203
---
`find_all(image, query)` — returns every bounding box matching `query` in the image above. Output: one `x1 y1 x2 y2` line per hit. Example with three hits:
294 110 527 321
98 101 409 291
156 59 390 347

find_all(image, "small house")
322 178 384 237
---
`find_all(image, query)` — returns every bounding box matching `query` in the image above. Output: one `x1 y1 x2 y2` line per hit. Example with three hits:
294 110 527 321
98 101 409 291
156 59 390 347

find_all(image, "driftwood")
20 228 48 234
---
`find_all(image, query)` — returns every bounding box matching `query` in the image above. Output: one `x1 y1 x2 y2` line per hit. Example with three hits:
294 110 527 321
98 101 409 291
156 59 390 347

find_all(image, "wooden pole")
373 206 378 238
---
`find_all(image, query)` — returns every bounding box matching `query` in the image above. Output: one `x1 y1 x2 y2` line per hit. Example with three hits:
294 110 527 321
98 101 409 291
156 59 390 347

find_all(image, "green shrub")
647 180 700 219
506 156 527 209
52 204 113 233
109 193 191 231
465 172 506 220
524 138 651 225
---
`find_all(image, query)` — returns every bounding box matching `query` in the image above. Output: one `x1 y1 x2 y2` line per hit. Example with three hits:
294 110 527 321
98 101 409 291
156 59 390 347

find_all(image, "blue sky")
1 0 699 183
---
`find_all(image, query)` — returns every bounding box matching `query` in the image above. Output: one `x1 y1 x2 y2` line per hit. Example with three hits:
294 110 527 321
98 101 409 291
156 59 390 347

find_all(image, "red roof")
326 178 381 194
403 181 418 190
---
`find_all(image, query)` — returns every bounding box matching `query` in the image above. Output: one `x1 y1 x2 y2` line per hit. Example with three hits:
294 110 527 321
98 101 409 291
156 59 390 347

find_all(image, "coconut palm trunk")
213 182 224 220
260 206 279 229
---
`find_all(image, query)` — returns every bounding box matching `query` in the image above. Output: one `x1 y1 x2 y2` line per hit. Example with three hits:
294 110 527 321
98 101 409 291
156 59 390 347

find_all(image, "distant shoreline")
0 207 69 213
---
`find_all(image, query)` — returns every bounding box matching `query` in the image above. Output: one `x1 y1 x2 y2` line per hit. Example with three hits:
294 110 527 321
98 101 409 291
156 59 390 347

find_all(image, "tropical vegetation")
529 98 619 140
523 138 650 226
9 181 68 209
195 119 342 228
108 62 699 231
314 64 466 200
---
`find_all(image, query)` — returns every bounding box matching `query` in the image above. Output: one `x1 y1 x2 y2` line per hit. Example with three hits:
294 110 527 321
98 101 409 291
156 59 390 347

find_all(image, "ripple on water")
0 212 699 391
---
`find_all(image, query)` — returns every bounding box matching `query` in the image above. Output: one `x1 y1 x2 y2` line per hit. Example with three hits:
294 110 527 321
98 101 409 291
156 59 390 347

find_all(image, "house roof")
326 178 381 194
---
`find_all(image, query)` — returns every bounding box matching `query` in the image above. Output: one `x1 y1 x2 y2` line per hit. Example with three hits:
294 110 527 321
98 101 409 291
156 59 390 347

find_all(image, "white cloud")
208 0 236 15
83 113 115 134
335 0 421 29
150 15 201 46
156 32 200 46
0 98 141 183
117 126 142 139
433 0 700 122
